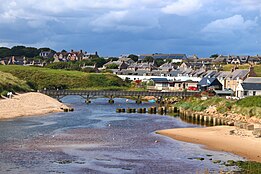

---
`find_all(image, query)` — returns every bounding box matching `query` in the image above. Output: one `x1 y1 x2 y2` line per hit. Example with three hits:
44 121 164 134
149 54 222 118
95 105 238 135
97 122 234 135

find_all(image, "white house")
236 77 261 98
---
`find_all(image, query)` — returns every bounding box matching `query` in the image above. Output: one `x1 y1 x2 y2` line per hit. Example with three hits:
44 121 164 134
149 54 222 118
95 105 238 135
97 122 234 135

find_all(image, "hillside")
222 64 261 77
0 71 31 96
0 65 129 90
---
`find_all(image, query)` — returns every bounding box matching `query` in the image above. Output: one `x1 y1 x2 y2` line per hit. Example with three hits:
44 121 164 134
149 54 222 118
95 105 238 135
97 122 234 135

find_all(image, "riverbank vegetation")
0 65 130 91
0 71 31 96
175 96 261 119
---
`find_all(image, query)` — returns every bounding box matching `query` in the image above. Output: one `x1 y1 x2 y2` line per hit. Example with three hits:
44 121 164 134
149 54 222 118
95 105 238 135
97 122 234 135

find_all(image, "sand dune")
0 92 68 119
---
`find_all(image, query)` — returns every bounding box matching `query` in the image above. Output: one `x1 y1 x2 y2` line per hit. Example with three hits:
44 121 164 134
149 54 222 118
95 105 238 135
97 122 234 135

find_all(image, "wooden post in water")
108 95 114 104
213 117 217 126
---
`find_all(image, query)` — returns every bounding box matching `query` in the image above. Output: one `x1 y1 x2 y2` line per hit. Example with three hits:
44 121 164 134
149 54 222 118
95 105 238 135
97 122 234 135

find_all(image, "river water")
0 96 244 174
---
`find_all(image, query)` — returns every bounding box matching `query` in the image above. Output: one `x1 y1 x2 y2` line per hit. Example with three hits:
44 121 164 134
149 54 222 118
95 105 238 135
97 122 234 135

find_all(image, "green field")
222 64 261 77
0 65 129 91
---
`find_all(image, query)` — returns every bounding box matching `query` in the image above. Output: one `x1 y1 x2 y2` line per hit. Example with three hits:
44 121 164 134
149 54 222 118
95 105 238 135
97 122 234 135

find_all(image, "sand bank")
157 126 261 162
0 92 68 119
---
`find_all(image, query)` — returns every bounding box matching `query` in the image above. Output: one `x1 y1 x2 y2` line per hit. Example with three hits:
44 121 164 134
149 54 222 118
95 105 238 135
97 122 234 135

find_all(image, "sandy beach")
0 92 68 119
157 126 261 162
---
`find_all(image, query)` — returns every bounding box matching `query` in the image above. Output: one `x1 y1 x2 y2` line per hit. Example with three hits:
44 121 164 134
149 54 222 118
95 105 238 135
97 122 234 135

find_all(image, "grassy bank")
0 65 129 90
0 71 31 96
175 96 261 119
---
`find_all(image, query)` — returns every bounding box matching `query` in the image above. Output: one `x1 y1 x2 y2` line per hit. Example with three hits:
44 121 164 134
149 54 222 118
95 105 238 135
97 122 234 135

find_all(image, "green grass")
236 161 261 174
236 96 261 107
222 64 261 77
0 71 31 95
175 96 261 118
0 65 129 90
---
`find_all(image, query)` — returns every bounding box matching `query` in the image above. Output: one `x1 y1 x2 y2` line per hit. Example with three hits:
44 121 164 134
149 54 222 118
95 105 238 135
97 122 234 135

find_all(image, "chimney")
248 65 257 77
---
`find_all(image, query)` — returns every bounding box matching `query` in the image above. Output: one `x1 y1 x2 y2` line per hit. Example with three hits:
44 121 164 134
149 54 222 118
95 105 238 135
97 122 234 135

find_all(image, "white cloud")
90 10 160 32
161 0 203 16
230 0 261 11
202 15 258 33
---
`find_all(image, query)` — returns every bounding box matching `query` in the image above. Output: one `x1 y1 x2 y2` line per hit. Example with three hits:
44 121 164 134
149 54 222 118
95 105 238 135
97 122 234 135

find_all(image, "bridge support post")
85 95 91 104
109 95 114 104
136 95 142 104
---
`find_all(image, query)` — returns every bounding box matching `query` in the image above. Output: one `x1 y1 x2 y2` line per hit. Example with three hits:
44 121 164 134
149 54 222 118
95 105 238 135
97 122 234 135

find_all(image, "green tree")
210 54 219 58
155 58 165 67
128 54 139 62
106 63 119 69
0 47 11 57
143 56 154 62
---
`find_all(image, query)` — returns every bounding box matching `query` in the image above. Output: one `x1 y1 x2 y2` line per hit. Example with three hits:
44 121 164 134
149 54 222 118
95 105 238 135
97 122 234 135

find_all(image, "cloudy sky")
0 0 261 57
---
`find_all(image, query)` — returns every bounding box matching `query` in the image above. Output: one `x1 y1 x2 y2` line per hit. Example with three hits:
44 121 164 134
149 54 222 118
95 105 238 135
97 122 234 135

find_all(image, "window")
244 91 248 96
253 91 256 96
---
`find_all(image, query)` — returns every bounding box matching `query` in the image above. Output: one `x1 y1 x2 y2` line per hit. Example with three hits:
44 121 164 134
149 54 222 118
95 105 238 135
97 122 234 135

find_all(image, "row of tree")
0 46 55 58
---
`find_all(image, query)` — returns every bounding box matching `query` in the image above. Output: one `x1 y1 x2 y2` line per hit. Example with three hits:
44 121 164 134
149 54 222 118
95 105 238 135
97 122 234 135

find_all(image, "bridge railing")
40 90 200 97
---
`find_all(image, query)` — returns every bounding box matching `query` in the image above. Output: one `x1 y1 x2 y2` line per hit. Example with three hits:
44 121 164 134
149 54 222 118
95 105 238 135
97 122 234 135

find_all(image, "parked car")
187 86 198 91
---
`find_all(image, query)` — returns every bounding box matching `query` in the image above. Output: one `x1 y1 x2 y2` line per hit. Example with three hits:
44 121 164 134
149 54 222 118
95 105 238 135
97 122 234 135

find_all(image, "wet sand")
0 92 68 119
157 126 261 162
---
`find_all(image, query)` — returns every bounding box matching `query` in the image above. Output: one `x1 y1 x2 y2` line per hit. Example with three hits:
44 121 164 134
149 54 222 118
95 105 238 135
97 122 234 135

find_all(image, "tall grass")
0 71 31 95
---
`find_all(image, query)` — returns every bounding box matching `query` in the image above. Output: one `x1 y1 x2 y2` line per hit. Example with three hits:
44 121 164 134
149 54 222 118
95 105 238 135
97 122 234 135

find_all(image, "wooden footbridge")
40 90 199 103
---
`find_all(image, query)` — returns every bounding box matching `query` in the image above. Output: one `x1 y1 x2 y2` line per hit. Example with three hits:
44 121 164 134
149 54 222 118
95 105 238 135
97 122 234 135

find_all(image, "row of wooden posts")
116 106 179 114
180 110 232 126
116 106 231 126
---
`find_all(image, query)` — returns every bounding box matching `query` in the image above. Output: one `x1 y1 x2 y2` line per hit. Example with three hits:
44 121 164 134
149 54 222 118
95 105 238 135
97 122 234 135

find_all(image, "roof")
150 78 169 83
225 69 249 80
244 77 261 83
214 90 234 95
198 77 218 86
242 83 261 90
139 54 187 59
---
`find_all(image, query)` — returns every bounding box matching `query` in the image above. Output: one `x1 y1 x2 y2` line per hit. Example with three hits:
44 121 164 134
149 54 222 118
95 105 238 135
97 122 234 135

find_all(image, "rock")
253 128 261 138
213 160 221 164
246 124 255 131
227 121 234 126
229 130 235 135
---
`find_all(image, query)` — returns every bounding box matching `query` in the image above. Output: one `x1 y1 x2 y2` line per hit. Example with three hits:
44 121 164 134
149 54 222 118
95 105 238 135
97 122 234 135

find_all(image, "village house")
148 78 198 91
39 50 54 59
198 77 222 91
248 55 261 65
127 62 158 71
103 60 129 70
139 53 187 63
224 66 256 91
236 77 261 98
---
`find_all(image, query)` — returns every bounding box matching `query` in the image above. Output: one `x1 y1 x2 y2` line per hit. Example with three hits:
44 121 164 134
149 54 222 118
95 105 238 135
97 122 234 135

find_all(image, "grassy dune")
0 71 31 95
0 65 129 90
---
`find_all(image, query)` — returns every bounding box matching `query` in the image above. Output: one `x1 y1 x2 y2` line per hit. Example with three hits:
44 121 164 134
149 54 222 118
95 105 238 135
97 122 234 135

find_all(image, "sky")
0 0 261 57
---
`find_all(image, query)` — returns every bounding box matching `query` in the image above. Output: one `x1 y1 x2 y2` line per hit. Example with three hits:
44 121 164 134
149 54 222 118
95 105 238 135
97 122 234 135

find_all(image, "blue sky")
0 0 261 57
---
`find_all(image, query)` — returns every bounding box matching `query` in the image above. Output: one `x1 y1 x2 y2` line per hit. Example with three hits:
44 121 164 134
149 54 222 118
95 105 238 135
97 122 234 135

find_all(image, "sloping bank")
0 92 68 119
157 96 261 162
